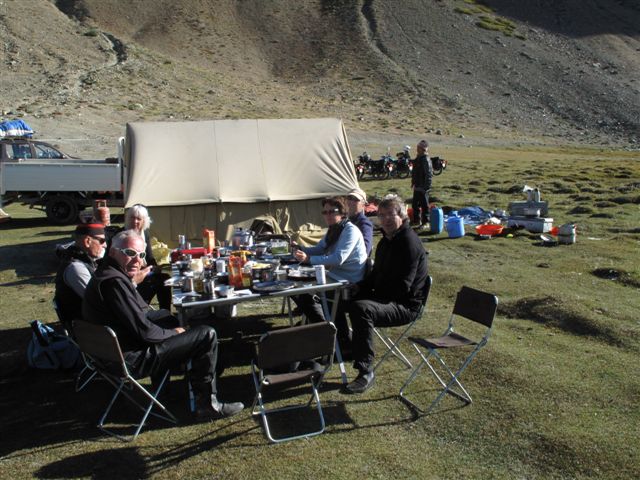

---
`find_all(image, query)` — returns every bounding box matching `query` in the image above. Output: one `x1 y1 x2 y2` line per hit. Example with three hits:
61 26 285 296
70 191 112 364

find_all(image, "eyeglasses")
321 209 340 215
116 247 146 260
90 236 106 244
377 212 399 219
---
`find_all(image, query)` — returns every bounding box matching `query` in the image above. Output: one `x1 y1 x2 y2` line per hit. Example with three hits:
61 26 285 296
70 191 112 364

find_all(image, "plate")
287 267 316 280
252 280 296 293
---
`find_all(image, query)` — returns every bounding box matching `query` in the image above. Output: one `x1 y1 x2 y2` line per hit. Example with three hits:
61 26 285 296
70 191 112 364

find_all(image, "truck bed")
1 159 122 193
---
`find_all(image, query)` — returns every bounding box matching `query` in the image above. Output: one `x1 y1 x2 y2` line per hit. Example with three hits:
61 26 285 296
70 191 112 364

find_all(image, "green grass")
1 145 639 478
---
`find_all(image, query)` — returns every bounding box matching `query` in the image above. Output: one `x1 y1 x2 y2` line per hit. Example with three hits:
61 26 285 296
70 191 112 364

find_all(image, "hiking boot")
345 371 375 394
194 394 244 421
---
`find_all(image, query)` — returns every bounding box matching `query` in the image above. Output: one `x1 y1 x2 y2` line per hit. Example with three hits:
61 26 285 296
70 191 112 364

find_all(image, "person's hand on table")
293 249 308 263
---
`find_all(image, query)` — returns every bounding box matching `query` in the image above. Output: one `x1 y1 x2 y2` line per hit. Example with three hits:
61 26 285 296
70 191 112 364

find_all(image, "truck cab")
0 138 73 161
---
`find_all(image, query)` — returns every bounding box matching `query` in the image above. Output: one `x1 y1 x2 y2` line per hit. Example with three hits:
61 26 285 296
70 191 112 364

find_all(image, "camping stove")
506 187 553 233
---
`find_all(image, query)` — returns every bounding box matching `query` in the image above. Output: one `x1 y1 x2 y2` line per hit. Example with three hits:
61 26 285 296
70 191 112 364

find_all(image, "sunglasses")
116 247 146 260
321 208 340 215
90 236 106 244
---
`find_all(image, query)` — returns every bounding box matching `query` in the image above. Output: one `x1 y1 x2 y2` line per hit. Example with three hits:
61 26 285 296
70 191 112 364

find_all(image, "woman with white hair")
124 204 172 310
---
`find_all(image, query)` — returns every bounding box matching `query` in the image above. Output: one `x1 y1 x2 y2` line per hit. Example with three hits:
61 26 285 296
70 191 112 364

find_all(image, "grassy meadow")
0 144 638 479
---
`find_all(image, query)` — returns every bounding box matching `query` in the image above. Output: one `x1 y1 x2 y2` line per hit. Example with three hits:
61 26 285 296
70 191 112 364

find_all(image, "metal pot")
231 228 254 248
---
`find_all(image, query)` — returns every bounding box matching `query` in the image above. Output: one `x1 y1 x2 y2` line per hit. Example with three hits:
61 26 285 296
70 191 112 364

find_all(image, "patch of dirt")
501 295 629 347
592 268 640 288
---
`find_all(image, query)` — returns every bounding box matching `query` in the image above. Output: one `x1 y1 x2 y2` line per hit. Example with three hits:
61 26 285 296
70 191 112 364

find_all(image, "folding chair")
73 320 177 442
373 275 433 372
399 286 498 414
251 322 336 443
52 299 97 392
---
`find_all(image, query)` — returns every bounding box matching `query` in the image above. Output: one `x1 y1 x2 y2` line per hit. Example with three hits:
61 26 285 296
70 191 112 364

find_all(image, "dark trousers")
412 189 430 224
137 324 219 397
292 293 326 324
347 298 416 373
137 272 172 310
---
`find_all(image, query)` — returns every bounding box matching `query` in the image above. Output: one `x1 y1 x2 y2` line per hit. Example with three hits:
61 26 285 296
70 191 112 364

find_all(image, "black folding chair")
373 276 433 372
52 299 97 392
251 322 336 443
73 320 177 442
399 286 498 414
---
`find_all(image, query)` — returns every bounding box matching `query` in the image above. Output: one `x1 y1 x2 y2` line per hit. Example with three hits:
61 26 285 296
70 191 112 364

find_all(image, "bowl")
475 224 504 237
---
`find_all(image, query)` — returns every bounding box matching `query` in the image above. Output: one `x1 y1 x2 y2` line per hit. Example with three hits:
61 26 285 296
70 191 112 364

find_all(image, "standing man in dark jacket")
82 230 243 420
410 139 433 228
54 223 106 328
345 195 429 394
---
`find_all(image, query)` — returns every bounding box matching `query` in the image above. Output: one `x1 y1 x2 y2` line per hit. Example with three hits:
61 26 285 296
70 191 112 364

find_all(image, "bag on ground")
26 320 80 370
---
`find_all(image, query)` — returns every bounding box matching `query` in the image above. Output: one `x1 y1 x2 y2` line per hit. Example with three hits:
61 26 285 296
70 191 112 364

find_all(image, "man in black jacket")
54 223 106 329
82 230 243 420
345 196 429 394
410 139 433 228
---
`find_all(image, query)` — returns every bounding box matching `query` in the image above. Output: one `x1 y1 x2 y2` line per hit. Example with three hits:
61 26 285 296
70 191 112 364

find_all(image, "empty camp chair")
251 322 336 443
73 320 177 442
399 286 498 414
52 299 97 392
373 276 433 372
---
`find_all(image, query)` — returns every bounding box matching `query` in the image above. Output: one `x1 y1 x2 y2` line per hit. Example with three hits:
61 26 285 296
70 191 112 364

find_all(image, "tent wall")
124 118 358 246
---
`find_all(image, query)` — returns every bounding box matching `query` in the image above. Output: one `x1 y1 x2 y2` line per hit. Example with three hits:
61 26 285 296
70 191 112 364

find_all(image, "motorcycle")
431 156 448 175
394 150 413 179
355 152 370 180
368 153 392 179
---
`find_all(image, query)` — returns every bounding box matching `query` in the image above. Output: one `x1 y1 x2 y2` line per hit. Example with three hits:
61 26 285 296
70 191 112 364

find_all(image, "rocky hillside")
1 0 638 156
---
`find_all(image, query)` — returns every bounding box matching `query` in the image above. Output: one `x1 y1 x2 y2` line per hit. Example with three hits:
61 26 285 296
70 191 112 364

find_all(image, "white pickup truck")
0 137 125 224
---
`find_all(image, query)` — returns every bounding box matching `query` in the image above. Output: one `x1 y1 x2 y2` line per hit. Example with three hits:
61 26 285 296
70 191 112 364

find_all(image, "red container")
475 224 504 237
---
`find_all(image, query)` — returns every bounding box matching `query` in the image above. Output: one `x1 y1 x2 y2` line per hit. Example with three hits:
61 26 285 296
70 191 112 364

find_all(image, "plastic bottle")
430 206 444 234
446 211 465 238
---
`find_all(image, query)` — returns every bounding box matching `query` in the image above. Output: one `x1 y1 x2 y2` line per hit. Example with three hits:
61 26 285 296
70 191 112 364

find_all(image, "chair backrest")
420 275 433 308
73 320 127 377
256 322 337 370
452 286 498 328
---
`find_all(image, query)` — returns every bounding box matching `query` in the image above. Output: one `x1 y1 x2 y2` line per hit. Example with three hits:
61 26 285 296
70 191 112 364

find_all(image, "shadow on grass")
0 216 51 231
0 237 64 278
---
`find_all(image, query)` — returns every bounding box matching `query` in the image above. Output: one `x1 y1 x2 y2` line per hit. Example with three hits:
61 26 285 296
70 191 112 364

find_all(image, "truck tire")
46 195 79 225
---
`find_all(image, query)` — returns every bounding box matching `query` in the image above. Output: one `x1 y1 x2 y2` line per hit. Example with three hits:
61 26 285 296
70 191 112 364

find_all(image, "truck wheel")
45 195 79 225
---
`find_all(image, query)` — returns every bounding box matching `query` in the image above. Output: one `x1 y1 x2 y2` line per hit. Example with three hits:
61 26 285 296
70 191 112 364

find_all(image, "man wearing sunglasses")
83 230 243 420
54 223 106 330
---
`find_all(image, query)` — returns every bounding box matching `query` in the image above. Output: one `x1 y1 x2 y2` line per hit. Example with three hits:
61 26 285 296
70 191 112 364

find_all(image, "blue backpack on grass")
26 320 80 370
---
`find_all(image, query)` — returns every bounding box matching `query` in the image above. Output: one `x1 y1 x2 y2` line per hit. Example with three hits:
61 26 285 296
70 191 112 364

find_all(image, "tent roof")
124 118 357 207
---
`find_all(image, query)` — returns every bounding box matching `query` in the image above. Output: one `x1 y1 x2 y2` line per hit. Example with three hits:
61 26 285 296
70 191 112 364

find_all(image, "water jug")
430 207 444 234
446 211 465 238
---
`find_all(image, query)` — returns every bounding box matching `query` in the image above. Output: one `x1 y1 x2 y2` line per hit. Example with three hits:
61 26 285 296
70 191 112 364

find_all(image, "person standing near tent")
346 188 373 257
292 196 367 325
410 139 433 228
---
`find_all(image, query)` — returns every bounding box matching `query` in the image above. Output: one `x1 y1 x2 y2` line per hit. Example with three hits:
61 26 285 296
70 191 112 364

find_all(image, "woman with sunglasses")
123 204 172 310
292 196 367 325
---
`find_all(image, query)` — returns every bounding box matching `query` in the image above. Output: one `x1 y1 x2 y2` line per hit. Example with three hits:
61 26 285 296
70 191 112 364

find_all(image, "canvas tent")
124 118 359 247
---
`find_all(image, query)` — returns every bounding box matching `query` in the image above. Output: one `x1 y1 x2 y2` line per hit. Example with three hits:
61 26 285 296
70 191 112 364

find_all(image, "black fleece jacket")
358 220 429 311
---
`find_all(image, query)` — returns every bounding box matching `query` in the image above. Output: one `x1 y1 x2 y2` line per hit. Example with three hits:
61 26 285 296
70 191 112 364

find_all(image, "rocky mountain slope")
1 0 638 156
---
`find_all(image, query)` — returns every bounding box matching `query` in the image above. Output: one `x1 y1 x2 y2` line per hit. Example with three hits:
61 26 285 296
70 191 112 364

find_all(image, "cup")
314 264 326 285
275 270 287 281
219 285 234 297
215 259 226 273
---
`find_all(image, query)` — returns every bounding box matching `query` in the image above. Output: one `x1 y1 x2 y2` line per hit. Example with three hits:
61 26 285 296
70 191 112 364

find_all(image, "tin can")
314 265 326 284
215 259 226 273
